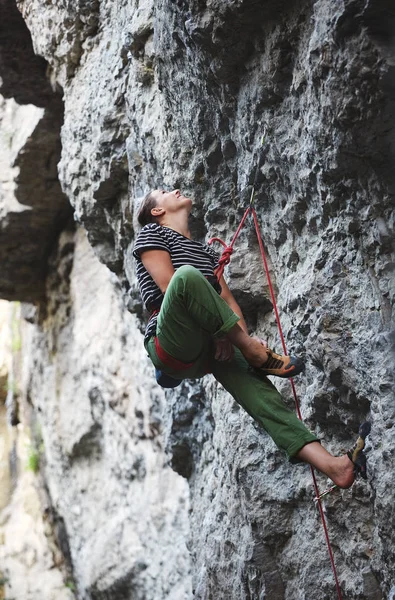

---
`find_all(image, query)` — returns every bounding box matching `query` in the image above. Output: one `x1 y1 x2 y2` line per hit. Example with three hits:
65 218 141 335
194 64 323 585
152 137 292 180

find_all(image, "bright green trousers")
145 265 317 460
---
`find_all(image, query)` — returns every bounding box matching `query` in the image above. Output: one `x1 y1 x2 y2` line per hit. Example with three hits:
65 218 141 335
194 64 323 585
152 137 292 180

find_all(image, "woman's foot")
242 338 304 378
347 422 371 480
256 348 305 378
296 443 356 488
327 454 356 489
226 325 304 378
295 424 371 488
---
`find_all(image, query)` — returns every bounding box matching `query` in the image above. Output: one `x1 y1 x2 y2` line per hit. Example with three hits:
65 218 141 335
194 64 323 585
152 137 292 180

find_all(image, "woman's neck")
159 214 191 239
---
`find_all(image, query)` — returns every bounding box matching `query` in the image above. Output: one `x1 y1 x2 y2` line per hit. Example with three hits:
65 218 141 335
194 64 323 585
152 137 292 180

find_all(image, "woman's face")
151 189 192 214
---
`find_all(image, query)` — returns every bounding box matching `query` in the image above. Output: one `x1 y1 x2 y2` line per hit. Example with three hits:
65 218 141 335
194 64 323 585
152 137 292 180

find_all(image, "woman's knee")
175 264 202 277
172 264 206 286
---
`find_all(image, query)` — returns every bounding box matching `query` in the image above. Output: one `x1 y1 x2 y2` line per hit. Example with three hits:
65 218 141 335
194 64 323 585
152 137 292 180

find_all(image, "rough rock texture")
19 227 191 600
0 0 394 599
0 423 76 600
0 301 75 599
0 0 55 106
0 94 72 302
0 0 72 301
0 300 10 403
0 301 13 511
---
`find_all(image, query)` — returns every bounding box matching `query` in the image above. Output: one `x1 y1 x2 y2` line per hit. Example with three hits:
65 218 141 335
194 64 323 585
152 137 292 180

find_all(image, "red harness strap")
154 336 194 370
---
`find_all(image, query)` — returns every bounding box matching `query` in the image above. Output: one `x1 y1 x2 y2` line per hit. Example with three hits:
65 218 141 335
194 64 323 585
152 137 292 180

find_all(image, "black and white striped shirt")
133 223 221 339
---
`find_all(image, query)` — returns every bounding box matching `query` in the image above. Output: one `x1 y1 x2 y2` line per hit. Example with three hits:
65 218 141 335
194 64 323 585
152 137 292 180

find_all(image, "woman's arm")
139 253 248 334
140 249 175 293
218 275 249 334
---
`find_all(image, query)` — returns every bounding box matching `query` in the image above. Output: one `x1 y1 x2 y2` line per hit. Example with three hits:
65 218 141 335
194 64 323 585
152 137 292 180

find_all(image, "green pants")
145 265 317 460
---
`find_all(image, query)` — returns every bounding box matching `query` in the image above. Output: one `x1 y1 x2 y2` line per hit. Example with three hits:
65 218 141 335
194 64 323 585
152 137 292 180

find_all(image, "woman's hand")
213 337 234 361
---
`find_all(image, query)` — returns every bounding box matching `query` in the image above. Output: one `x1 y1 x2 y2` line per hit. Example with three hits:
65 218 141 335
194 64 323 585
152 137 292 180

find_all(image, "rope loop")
208 237 233 277
219 246 233 267
208 236 228 249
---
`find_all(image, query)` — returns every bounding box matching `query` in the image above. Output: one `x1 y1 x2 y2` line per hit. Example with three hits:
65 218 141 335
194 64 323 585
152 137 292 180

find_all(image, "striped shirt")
133 223 221 339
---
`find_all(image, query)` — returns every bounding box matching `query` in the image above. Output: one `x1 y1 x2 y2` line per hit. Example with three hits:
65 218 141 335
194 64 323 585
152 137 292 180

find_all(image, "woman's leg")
295 443 354 488
156 264 240 362
211 348 317 460
145 264 241 378
151 266 356 486
212 350 356 487
156 265 278 366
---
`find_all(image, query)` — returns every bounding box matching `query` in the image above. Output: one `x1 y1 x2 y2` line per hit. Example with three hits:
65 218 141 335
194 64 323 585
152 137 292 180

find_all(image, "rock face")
0 301 75 600
0 96 71 302
0 0 71 302
0 0 54 106
0 0 394 599
0 300 13 511
18 228 191 600
0 422 76 600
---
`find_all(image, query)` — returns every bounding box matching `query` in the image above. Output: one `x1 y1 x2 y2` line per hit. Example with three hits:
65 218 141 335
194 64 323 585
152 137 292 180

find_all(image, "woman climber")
133 188 369 488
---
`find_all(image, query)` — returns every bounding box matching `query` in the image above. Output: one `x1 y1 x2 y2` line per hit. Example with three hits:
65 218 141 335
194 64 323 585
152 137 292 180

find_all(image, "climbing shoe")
347 422 371 480
256 348 305 379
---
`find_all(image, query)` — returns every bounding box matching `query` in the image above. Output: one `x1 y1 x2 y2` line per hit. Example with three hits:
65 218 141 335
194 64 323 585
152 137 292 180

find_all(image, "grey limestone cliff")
0 0 394 598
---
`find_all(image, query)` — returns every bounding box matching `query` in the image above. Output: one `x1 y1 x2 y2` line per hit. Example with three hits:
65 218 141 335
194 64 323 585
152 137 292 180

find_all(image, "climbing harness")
208 135 350 600
154 336 194 370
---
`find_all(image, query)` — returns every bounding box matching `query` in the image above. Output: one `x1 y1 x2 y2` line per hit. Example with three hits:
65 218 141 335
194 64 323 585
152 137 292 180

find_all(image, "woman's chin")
181 196 193 209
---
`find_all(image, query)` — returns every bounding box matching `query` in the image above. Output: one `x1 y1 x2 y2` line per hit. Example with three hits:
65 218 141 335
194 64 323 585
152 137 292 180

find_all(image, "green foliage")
26 447 40 473
11 302 21 353
2 381 18 396
26 440 44 474
65 581 76 593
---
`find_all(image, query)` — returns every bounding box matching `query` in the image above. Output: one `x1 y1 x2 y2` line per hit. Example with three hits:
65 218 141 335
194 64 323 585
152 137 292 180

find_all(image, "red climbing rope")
209 205 343 600
250 206 343 600
209 206 251 281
